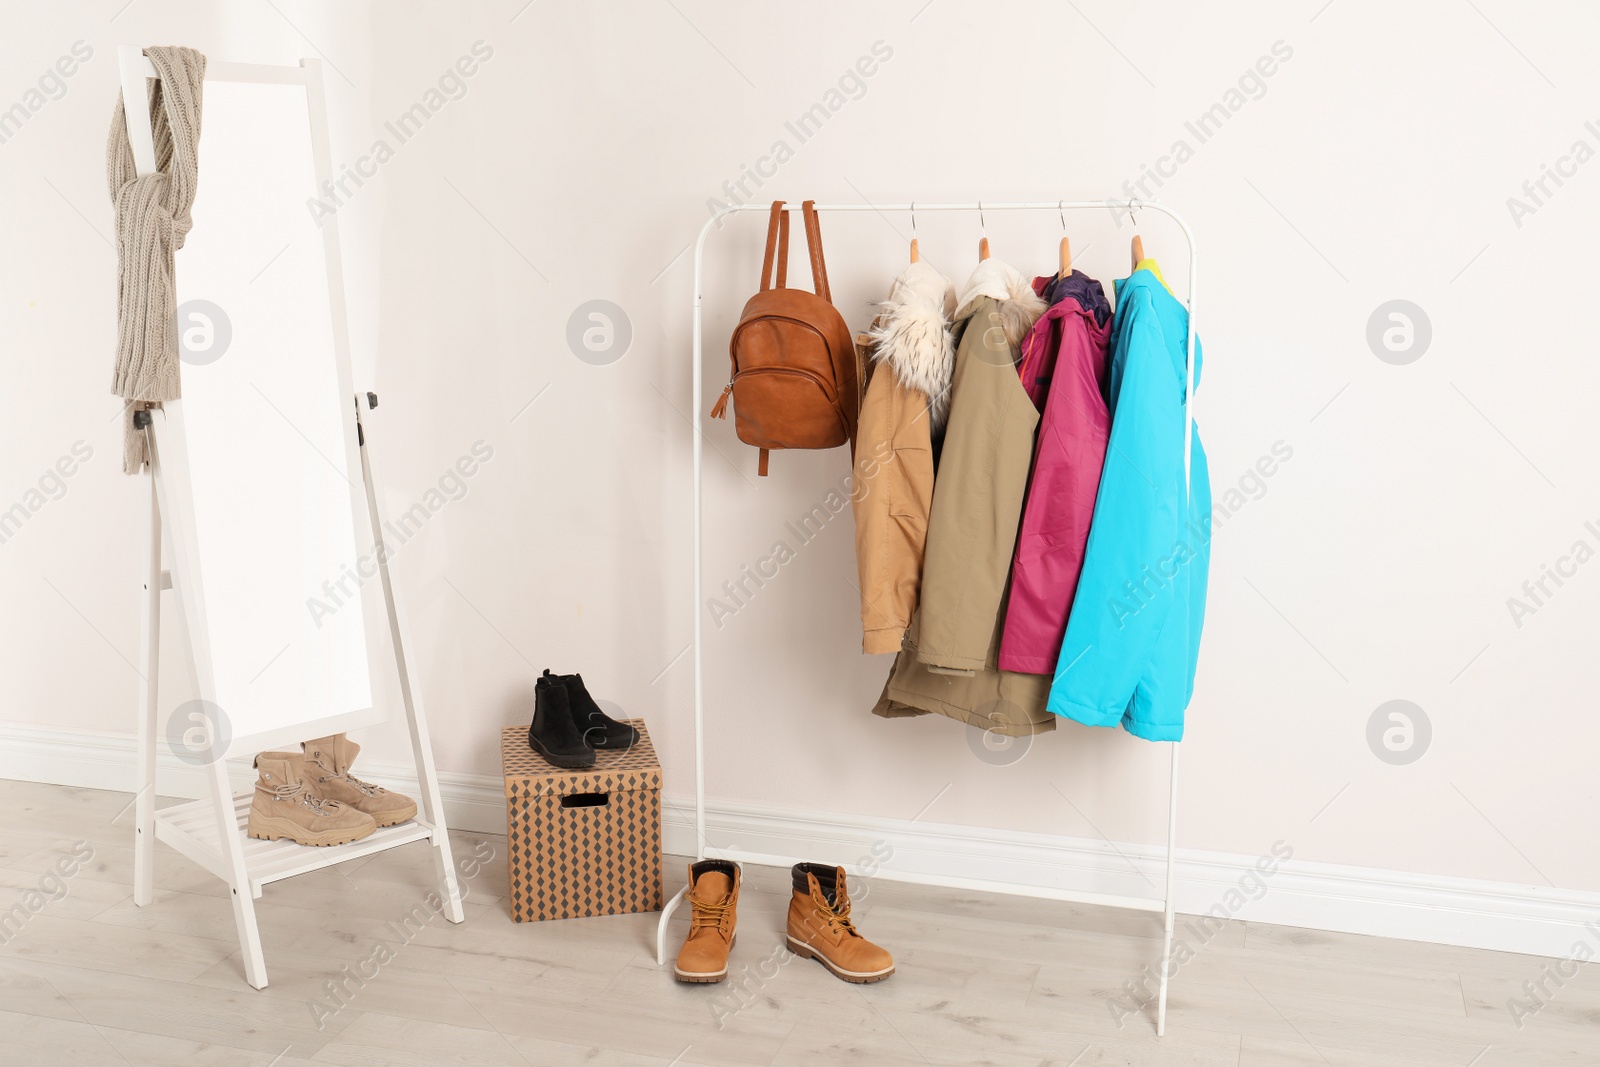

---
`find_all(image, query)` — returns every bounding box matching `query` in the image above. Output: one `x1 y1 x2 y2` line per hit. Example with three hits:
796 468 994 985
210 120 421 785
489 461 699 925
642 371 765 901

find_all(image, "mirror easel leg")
209 757 268 988
415 736 464 923
133 472 161 906
357 410 464 924
401 669 463 922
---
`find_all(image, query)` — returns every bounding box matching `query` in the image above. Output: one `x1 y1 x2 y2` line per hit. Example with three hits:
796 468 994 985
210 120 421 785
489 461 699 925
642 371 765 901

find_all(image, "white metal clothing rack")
119 49 464 990
655 199 1198 1037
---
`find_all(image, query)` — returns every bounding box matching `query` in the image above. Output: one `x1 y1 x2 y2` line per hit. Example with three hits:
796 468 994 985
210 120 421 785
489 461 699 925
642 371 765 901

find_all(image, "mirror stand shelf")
152 790 438 892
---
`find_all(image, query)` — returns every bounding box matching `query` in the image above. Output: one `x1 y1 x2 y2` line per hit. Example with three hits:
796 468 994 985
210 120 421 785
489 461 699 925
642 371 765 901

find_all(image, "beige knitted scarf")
107 46 206 473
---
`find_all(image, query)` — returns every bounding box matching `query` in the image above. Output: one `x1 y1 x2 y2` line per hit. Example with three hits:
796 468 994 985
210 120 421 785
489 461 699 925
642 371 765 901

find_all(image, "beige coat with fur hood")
851 262 956 654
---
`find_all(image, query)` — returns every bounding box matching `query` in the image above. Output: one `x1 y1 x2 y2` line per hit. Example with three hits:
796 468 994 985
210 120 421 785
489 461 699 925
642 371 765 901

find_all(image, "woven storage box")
500 722 662 922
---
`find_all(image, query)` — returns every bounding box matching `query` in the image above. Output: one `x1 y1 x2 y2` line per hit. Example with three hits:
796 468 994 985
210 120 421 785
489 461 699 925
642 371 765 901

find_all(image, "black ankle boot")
528 676 595 769
543 669 639 750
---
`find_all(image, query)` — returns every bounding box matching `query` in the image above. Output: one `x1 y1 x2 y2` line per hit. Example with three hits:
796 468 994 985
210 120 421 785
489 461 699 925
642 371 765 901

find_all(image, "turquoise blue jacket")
1046 263 1210 741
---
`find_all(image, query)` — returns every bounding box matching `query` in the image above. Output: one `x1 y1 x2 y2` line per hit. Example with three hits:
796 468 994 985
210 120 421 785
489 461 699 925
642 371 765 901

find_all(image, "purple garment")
998 273 1114 675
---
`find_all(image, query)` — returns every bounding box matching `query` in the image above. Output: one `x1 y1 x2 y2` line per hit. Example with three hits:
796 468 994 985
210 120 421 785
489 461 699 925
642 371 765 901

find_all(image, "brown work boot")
302 734 418 827
674 860 740 983
247 752 376 847
786 863 894 983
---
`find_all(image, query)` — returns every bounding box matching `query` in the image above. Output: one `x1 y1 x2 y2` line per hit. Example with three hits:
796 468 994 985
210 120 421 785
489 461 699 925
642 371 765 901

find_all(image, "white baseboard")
2 722 1595 961
0 722 512 839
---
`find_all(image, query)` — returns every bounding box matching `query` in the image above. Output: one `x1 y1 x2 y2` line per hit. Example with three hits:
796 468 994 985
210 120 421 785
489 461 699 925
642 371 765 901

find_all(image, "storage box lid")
500 721 661 796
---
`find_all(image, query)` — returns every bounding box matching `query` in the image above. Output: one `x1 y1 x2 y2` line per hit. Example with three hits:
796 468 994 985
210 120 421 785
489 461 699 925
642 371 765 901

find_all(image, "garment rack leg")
656 885 687 966
1157 741 1181 1036
656 280 709 969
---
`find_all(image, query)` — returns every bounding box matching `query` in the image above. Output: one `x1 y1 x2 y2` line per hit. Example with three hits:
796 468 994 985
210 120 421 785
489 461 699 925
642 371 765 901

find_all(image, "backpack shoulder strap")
801 200 831 303
760 201 791 291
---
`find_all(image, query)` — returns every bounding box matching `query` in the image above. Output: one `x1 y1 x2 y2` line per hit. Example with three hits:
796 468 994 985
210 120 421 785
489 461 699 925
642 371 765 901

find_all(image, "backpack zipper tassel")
709 379 733 420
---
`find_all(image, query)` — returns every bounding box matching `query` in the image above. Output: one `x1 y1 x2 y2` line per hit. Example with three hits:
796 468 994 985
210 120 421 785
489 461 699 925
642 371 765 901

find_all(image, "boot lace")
812 888 860 937
326 770 382 797
689 896 734 935
269 780 340 816
311 757 383 796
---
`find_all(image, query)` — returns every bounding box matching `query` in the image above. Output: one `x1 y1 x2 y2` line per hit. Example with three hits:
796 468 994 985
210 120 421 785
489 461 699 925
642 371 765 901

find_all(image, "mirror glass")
171 79 378 753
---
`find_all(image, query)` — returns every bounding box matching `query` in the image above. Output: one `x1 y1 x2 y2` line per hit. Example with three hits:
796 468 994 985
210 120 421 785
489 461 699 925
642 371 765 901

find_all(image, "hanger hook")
910 201 917 239
1127 198 1139 227
979 201 986 237
1059 199 1066 232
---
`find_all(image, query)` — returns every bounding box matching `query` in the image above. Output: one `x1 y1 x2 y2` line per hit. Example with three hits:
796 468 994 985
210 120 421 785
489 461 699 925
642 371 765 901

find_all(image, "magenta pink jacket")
998 272 1114 675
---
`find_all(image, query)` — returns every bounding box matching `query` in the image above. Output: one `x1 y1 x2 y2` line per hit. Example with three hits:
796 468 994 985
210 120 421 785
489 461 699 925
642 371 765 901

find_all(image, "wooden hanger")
978 202 990 261
1128 200 1145 269
1057 202 1071 279
909 202 919 263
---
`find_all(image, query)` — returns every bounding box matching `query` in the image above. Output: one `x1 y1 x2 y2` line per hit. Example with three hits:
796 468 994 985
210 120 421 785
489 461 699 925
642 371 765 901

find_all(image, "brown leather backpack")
711 200 858 476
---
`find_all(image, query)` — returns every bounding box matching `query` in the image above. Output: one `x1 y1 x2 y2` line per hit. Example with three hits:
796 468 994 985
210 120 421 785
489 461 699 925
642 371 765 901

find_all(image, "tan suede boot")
302 734 418 828
248 752 376 847
674 860 740 983
786 863 894 983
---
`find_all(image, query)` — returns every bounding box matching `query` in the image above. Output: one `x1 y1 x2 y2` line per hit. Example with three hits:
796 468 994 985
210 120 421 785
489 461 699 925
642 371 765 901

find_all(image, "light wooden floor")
0 779 1594 1066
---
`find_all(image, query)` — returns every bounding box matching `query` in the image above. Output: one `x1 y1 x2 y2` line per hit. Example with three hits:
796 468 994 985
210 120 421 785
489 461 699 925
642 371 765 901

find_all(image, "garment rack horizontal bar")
695 200 1196 306
708 199 1169 213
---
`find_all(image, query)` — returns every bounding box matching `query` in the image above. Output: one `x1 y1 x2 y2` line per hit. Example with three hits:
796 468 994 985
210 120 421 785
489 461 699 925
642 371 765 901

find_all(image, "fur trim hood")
866 261 958 431
954 258 1048 351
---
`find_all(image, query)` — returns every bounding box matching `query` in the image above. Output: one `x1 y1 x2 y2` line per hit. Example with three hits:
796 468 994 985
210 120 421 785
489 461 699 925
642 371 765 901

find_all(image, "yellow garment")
1133 257 1172 294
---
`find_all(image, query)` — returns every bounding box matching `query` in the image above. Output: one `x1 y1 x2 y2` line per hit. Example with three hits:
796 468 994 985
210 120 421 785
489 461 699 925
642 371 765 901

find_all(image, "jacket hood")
1038 270 1112 327
954 258 1048 350
867 261 958 431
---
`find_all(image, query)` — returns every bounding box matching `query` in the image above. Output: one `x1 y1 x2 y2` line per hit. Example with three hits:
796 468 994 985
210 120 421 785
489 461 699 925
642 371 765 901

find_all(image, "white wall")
3 0 1597 907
